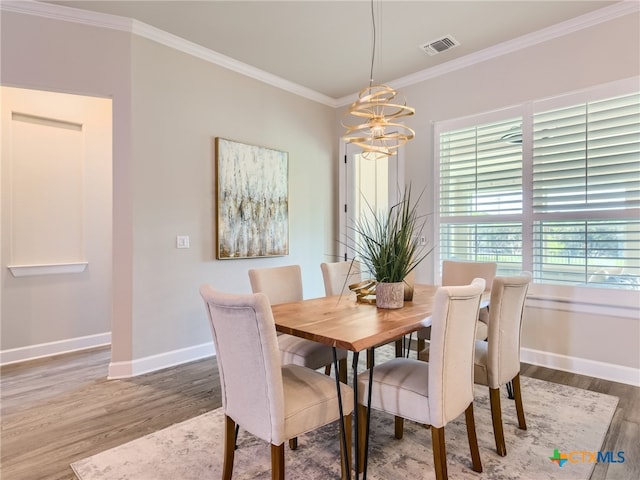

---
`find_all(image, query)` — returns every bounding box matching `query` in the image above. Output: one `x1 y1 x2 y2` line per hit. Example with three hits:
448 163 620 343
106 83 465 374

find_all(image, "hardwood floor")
1 348 221 480
1 347 638 480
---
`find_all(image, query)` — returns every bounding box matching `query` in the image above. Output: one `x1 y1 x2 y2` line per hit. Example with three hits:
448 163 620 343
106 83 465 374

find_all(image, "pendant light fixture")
343 0 415 160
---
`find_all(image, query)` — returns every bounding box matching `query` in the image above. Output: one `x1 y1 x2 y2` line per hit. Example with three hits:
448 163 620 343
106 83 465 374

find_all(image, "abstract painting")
215 138 289 259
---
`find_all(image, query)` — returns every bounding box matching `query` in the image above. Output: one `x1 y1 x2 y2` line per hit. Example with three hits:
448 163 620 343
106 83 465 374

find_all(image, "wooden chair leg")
464 404 483 472
325 364 332 376
223 415 236 480
395 338 404 357
271 443 285 480
431 426 448 480
394 415 404 439
357 404 368 472
512 373 527 430
339 413 353 480
338 358 348 384
366 348 375 369
288 437 298 450
489 387 507 456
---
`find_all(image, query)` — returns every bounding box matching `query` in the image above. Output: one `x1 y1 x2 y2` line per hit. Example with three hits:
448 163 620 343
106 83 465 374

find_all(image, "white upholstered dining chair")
416 260 497 353
200 285 354 480
320 260 362 297
249 265 348 384
473 272 531 456
356 278 485 480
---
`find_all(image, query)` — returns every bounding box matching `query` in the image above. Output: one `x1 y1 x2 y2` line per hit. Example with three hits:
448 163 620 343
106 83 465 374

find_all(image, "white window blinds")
531 91 640 288
533 92 640 213
440 118 523 217
437 80 640 290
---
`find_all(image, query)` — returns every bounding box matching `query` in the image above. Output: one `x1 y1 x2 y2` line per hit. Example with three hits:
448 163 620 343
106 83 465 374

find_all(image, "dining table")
270 284 440 480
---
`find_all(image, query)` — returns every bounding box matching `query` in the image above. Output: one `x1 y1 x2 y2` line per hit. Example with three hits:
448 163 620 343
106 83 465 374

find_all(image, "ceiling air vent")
419 35 460 56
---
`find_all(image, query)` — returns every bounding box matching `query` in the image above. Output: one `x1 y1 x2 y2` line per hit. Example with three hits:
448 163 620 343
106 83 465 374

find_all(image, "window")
436 78 640 291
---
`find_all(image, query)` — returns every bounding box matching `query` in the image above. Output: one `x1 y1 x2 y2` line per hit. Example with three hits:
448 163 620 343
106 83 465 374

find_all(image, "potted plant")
350 185 431 308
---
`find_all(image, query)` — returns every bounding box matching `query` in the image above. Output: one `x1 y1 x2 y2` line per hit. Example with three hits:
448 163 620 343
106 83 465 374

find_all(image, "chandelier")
342 1 415 160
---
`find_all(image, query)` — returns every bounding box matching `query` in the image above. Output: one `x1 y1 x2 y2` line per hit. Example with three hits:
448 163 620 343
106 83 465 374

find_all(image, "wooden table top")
271 284 438 353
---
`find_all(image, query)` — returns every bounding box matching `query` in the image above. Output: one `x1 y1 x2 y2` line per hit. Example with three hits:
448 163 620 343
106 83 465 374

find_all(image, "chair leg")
489 387 507 456
234 424 240 449
464 404 483 472
271 443 285 480
366 348 375 369
395 338 404 357
417 338 426 358
512 373 527 430
357 404 368 472
338 358 348 384
394 416 404 439
288 437 298 450
339 413 353 480
223 415 236 480
325 364 332 376
431 426 448 480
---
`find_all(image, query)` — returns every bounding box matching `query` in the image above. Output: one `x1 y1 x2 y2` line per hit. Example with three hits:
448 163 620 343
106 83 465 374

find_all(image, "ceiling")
45 1 620 100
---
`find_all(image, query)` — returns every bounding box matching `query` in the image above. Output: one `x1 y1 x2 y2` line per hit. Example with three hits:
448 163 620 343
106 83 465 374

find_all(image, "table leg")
333 347 351 480
351 351 361 480
363 346 375 480
351 347 377 480
506 380 514 399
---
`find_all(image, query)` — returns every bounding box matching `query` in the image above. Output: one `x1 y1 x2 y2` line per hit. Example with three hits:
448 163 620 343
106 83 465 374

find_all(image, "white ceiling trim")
1 0 134 32
3 1 639 109
2 0 337 106
130 19 336 106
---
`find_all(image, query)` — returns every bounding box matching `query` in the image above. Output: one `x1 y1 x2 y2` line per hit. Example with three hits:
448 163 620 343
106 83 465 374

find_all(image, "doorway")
0 86 113 363
338 141 405 266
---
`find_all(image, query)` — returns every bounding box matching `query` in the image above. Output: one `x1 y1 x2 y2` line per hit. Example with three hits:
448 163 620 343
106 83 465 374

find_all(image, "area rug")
71 376 618 480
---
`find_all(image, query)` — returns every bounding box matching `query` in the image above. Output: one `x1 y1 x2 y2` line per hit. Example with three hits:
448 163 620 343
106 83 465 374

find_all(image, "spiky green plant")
351 185 431 283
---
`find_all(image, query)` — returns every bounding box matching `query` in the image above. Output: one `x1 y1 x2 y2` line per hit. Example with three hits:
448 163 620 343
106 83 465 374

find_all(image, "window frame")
433 77 640 319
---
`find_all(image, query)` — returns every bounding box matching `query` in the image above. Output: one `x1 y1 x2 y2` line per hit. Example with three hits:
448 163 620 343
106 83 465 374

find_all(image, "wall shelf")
8 262 88 277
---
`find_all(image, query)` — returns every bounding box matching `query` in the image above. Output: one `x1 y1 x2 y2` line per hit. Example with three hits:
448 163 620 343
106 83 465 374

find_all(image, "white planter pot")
375 282 405 309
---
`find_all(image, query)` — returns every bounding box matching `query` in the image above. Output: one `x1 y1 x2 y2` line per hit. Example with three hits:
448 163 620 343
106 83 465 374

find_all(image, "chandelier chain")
369 0 376 86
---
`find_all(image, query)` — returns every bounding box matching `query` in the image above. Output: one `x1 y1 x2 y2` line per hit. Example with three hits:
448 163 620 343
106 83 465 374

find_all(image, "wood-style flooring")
1 347 638 480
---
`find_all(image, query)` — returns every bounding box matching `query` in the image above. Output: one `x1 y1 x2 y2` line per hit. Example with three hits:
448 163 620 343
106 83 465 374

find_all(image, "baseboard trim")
521 347 640 387
6 336 636 388
107 342 215 379
0 332 111 366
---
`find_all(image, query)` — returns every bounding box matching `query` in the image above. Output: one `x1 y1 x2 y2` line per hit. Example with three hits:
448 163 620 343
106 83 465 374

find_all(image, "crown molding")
0 0 133 31
3 0 637 109
1 0 338 107
130 19 336 107
336 0 640 106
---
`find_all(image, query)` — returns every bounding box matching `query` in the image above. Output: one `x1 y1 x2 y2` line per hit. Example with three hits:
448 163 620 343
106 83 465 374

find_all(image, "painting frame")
214 137 289 259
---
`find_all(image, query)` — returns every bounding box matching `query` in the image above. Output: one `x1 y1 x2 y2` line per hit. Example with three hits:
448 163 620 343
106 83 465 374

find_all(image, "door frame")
337 140 406 263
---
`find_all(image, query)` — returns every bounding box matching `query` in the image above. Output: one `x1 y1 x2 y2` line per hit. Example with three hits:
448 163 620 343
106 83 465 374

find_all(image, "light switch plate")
176 235 190 249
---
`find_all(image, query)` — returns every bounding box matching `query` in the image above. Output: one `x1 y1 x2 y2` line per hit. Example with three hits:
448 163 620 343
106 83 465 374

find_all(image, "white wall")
0 9 337 376
337 10 640 384
1 10 131 363
125 35 336 368
2 5 638 384
1 86 113 362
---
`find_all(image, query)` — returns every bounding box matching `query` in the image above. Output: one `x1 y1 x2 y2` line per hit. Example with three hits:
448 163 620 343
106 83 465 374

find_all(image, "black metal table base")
333 348 351 480
506 380 514 399
333 345 379 480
